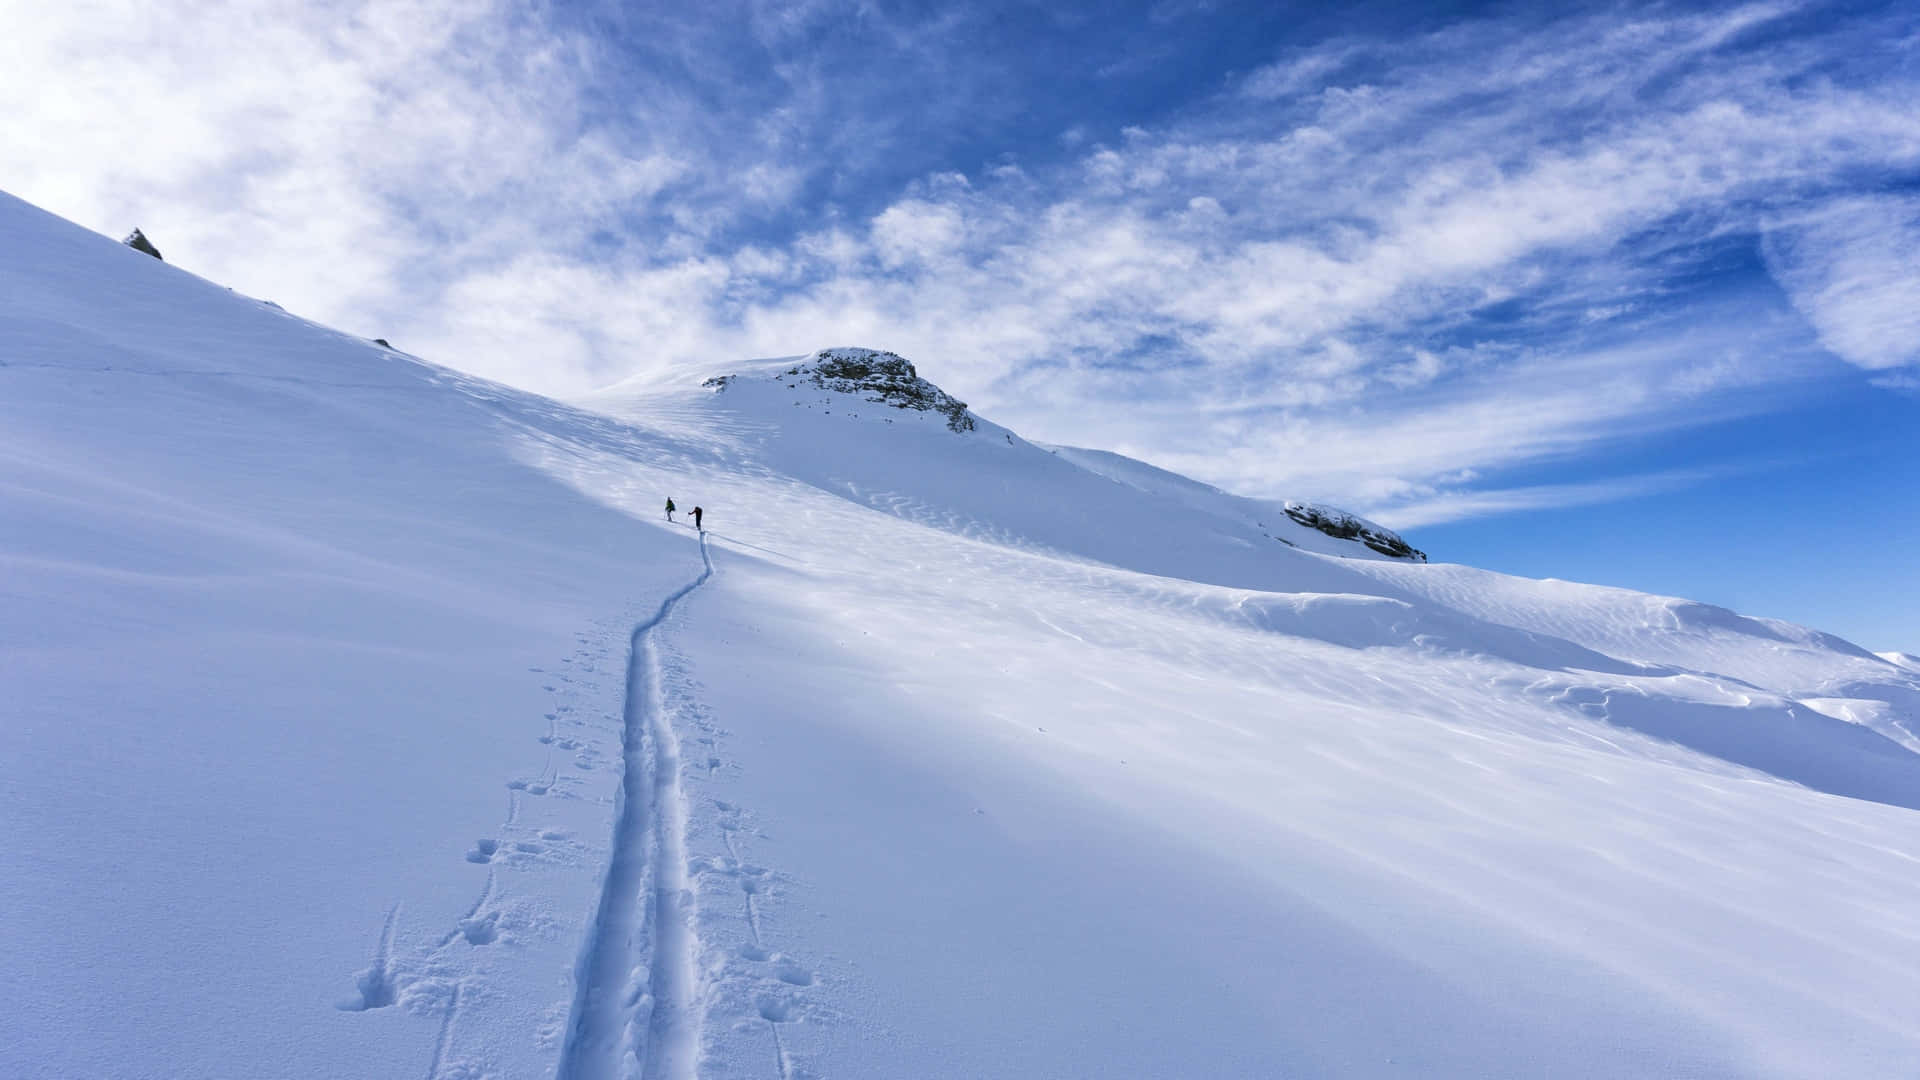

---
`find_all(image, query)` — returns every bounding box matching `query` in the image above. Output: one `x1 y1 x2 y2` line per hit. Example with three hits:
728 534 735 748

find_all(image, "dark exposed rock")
373 338 393 349
704 347 973 430
791 347 975 432
1284 502 1426 562
123 228 162 260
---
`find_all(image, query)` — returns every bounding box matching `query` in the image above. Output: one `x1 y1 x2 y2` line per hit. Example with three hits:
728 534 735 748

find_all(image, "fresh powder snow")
5 190 1920 1078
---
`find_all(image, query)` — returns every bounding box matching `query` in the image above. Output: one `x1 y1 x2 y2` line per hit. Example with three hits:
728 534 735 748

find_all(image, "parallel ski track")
558 532 713 1080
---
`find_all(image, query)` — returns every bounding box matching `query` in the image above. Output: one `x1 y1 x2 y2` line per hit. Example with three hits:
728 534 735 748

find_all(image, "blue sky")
6 0 1918 647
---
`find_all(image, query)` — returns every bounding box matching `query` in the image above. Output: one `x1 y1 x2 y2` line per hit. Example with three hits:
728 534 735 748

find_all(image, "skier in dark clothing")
665 498 676 522
691 506 703 531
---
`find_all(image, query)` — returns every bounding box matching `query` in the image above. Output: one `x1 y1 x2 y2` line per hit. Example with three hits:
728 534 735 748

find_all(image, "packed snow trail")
559 531 713 1080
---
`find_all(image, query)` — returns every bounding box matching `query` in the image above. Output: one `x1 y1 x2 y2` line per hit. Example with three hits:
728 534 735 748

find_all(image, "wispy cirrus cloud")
1366 467 1739 531
3 0 1917 525
1762 195 1920 372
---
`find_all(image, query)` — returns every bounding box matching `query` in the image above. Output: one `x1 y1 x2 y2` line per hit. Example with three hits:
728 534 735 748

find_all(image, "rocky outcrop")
123 228 162 260
800 348 974 432
1284 502 1426 561
734 347 974 432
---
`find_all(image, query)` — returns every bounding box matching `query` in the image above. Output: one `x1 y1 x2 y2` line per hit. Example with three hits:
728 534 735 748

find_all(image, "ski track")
559 532 714 1080
338 902 403 1013
425 984 461 1080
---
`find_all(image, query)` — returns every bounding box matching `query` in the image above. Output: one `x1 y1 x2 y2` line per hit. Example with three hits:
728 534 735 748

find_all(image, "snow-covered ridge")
707 346 975 431
690 349 1427 564
1041 442 1429 563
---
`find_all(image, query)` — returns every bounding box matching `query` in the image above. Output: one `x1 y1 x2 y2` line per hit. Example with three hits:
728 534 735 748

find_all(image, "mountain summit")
712 346 977 432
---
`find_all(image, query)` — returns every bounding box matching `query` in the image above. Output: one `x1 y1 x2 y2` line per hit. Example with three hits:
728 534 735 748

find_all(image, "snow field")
0 192 702 1079
6 187 1920 1077
564 370 1920 1076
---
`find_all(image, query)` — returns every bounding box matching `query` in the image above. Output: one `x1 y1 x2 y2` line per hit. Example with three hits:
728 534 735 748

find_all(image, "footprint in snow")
458 913 498 945
337 966 396 1011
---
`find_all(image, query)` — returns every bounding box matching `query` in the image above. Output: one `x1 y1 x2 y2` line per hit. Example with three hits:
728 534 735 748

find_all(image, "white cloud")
1241 45 1359 101
1365 468 1733 531
870 200 967 269
1762 196 1920 372
0 0 680 343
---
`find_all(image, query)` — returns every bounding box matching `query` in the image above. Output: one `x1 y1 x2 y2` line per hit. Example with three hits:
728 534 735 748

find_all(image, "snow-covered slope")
0 193 713 1079
6 190 1920 1079
593 348 1424 584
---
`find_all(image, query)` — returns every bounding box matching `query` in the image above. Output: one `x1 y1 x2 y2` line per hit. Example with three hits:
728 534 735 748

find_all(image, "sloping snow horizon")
6 190 1920 1079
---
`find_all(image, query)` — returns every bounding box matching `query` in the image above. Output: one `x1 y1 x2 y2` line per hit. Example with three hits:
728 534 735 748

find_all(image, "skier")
665 497 676 522
691 506 703 531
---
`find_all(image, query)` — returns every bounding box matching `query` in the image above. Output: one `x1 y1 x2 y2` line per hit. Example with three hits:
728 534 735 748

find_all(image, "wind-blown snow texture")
4 189 1920 1079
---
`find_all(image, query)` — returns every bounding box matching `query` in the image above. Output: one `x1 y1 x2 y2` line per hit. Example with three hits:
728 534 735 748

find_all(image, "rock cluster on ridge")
1283 502 1426 562
122 228 162 260
755 347 976 432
